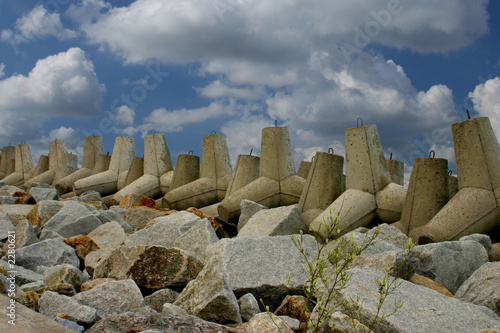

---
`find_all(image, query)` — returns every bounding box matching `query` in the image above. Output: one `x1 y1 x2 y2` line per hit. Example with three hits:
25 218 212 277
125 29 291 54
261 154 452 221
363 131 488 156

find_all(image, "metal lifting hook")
211 130 216 134
390 152 393 160
188 150 194 155
249 148 253 156
357 117 363 127
429 150 435 158
328 148 334 154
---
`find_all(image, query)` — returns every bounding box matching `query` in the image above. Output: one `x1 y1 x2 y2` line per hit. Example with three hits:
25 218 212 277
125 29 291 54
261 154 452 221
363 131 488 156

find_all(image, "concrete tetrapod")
113 133 174 205
91 154 111 175
309 124 406 240
163 133 232 210
53 153 78 185
217 126 305 222
32 155 49 178
24 140 68 188
0 146 15 179
55 136 104 194
409 117 500 243
123 156 144 187
396 157 450 236
73 136 135 197
1 144 35 186
298 151 344 225
387 158 404 186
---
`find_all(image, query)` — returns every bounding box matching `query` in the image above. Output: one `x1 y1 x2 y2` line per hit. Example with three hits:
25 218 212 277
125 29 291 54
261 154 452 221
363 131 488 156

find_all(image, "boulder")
41 201 103 238
144 288 179 312
94 209 132 232
84 248 114 278
333 268 500 333
174 256 242 324
42 264 84 293
123 206 170 230
306 311 372 333
72 279 144 319
275 295 310 325
86 313 239 333
3 218 38 250
346 250 418 280
412 240 489 293
172 218 219 263
80 278 116 292
410 273 454 298
93 245 203 289
63 235 100 259
150 211 203 233
236 313 293 333
238 293 261 322
119 193 156 208
238 199 268 232
0 260 43 285
455 261 500 316
459 234 494 262
162 303 189 316
39 290 99 325
55 318 85 333
28 187 60 202
87 222 127 249
0 214 15 241
124 219 182 248
15 290 39 311
238 205 308 237
27 200 65 228
14 239 80 271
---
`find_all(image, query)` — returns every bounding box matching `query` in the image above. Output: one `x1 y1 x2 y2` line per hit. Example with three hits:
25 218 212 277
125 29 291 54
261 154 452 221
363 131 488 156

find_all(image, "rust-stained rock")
93 245 204 289
12 191 36 204
123 206 176 230
275 295 310 326
43 265 82 293
63 235 100 260
187 207 231 238
119 193 156 209
15 291 39 311
233 313 293 332
410 273 454 298
40 282 77 296
80 278 116 291
27 201 65 228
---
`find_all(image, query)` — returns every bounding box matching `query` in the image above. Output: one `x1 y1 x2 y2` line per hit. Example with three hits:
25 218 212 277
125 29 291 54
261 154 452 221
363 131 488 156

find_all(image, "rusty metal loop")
357 117 363 127
429 150 435 158
211 130 216 134
275 120 278 127
449 170 452 175
328 147 334 154
249 148 253 156
390 152 393 160
311 156 315 162
107 151 110 156
188 150 194 155
466 109 471 120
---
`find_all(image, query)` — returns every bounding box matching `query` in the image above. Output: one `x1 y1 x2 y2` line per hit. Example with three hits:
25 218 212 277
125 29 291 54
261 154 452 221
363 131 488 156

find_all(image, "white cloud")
107 105 135 127
0 64 4 78
197 80 266 100
469 77 500 138
0 48 105 143
1 5 77 45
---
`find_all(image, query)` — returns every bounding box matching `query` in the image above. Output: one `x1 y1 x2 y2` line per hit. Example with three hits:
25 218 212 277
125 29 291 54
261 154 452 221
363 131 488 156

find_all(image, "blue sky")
1 0 499 179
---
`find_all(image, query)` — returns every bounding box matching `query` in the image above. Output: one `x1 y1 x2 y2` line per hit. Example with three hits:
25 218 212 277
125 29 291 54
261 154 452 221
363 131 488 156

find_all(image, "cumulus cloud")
0 64 4 78
0 47 105 143
108 105 135 127
469 77 500 138
1 5 77 45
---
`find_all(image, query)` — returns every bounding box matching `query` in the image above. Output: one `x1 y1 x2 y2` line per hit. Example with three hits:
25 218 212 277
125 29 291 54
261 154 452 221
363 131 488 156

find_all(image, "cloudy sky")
1 0 499 179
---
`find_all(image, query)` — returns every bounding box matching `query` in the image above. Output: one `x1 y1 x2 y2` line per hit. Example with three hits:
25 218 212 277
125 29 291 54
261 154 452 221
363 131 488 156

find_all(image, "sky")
0 0 499 181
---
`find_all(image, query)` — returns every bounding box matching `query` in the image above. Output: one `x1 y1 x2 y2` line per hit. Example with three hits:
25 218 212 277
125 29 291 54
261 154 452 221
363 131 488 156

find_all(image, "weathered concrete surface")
387 158 404 186
2 144 35 186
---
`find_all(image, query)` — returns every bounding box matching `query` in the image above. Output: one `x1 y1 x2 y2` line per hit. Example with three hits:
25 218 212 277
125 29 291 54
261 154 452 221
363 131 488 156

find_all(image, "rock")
13 239 80 271
162 303 189 316
0 204 34 222
39 290 99 325
172 218 219 263
55 317 85 333
0 214 15 241
275 295 310 326
86 312 239 333
149 211 202 233
124 219 182 248
80 278 116 291
455 261 500 316
15 291 39 311
144 288 179 312
333 268 500 333
27 200 65 228
119 193 156 209
412 240 489 293
39 230 64 241
460 234 494 262
0 260 43 285
410 273 454 298
41 282 77 296
279 316 300 332
41 201 103 238
306 311 372 333
347 250 418 280
93 245 203 289
123 206 171 230
12 192 36 204
29 187 60 202
238 205 307 237
28 182 51 189
236 313 293 333
84 248 114 278
63 235 101 260
494 243 500 262
78 190 102 203
87 222 127 249
42 264 83 293
17 280 47 294
205 235 319 299
174 256 242 324
72 279 144 319
238 293 261 322
0 196 16 205
3 218 38 250
238 199 268 232
94 209 133 232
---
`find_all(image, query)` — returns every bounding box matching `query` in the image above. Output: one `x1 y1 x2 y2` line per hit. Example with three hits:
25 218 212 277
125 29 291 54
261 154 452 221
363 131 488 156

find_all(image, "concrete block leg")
297 160 312 179
33 155 49 177
2 144 35 186
74 136 135 196
387 159 405 186
113 133 174 205
298 151 344 225
399 158 450 235
91 154 111 175
0 146 15 179
409 117 500 243
124 156 144 187
167 154 200 192
226 154 260 197
24 140 68 188
53 153 78 185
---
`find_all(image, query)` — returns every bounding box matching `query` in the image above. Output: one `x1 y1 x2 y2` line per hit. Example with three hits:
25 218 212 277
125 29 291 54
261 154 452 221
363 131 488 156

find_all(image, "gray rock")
162 303 189 316
238 293 261 322
78 190 102 202
0 260 43 285
0 196 17 205
172 218 219 263
72 279 144 319
366 223 410 249
55 318 85 333
17 280 47 293
40 264 85 292
412 240 489 293
460 233 494 262
331 268 500 333
279 316 300 332
93 245 203 289
144 288 179 312
85 312 239 333
238 199 268 232
29 187 60 202
5 218 38 249
123 207 168 230
39 230 64 241
84 248 114 278
87 221 127 249
347 250 418 280
124 219 182 248
455 261 500 317
205 235 319 299
307 310 371 333
174 256 242 324
28 182 51 189
41 201 103 238
39 290 99 325
0 214 15 241
151 211 203 233
27 200 65 228
13 239 80 271
238 205 307 237
238 312 293 332
94 209 132 232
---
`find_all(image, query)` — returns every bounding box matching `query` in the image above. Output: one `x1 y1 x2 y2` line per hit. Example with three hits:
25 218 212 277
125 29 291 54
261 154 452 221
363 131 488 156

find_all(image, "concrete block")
225 154 260 197
170 154 200 191
387 159 404 186
33 155 49 177
297 160 312 179
91 153 111 175
375 182 406 223
2 144 35 186
0 146 15 179
123 156 143 187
